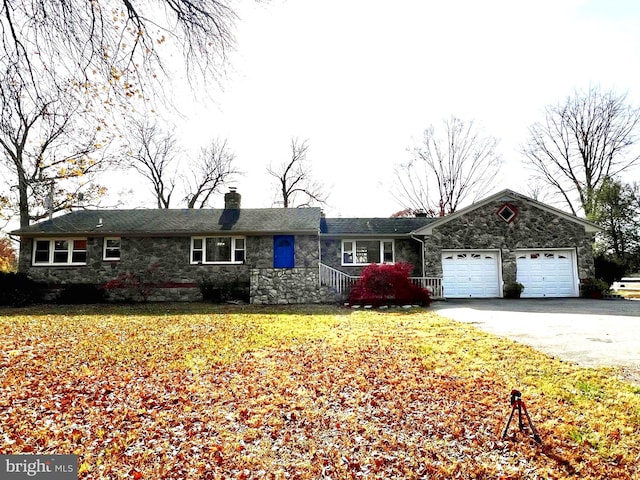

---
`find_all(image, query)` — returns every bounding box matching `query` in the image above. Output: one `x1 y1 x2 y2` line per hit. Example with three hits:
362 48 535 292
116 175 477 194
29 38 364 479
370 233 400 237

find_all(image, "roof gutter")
13 229 322 238
319 233 415 239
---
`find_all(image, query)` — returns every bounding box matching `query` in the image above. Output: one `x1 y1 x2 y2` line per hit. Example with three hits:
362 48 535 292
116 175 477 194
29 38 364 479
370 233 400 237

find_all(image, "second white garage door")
516 250 578 297
442 251 501 298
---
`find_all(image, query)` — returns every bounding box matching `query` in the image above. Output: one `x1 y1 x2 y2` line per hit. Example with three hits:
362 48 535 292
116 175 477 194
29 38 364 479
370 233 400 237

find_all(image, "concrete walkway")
430 298 640 370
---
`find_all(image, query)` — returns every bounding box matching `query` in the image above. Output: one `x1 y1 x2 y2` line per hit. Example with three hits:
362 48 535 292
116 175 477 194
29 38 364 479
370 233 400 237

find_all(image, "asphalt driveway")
430 298 640 370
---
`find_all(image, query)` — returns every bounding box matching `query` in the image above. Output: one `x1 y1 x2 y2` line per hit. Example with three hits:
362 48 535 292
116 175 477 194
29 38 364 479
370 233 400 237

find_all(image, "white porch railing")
410 276 444 299
319 263 359 295
319 263 444 299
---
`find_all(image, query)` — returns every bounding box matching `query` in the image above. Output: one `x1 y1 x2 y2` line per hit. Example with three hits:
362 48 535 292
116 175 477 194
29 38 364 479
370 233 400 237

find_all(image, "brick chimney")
224 187 241 209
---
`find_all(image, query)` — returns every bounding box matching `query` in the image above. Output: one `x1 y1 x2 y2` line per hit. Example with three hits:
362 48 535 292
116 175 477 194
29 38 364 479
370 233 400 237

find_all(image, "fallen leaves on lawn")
1 305 639 479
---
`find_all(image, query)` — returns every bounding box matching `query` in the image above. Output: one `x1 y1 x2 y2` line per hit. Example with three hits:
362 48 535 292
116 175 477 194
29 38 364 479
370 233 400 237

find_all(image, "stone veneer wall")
251 235 319 269
249 234 341 304
422 199 596 283
320 238 423 275
20 233 330 303
21 236 250 302
250 267 337 304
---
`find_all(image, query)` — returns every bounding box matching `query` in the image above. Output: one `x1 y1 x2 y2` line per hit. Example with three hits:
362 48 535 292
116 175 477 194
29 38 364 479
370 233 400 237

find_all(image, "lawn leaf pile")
1 304 639 478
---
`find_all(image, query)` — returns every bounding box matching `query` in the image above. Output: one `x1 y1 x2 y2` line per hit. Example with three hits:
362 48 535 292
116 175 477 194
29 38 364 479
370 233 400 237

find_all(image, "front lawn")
1 304 639 479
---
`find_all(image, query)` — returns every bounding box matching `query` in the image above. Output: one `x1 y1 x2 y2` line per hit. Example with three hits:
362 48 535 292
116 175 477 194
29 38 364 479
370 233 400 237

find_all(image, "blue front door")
274 235 295 268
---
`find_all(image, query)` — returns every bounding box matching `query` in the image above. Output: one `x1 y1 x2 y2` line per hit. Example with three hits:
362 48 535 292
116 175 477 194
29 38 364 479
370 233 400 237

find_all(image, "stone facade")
320 238 423 276
250 267 337 304
251 235 319 269
20 236 252 301
422 198 596 282
20 234 327 303
248 234 337 304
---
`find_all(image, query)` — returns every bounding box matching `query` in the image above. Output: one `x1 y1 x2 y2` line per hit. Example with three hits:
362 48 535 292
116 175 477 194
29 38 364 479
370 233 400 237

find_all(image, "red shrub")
348 263 431 307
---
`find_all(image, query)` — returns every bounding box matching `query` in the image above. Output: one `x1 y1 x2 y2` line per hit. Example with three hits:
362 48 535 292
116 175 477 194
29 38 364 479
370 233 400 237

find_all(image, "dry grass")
612 289 640 299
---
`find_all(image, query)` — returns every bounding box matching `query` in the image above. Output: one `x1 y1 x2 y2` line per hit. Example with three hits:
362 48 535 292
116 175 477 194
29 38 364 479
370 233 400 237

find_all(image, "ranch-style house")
12 188 600 303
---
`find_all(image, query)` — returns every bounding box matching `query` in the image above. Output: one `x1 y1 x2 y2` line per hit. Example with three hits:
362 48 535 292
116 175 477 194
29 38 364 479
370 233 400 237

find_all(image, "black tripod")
502 389 542 444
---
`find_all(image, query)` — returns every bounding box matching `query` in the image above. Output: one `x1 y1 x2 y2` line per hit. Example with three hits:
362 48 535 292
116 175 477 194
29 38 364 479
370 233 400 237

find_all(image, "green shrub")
199 278 250 303
56 284 106 304
594 254 626 286
0 272 44 306
580 277 609 298
503 281 525 299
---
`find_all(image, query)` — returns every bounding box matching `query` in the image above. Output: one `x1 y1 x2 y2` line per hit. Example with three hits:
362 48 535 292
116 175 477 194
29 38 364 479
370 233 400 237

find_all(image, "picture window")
342 240 394 265
191 236 245 264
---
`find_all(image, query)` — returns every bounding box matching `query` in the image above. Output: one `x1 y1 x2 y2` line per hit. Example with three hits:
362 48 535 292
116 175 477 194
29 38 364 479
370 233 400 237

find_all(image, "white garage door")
516 250 577 297
442 251 501 298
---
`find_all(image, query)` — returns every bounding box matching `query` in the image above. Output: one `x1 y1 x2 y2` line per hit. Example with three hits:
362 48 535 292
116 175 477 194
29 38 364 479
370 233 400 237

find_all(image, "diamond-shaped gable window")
496 203 518 223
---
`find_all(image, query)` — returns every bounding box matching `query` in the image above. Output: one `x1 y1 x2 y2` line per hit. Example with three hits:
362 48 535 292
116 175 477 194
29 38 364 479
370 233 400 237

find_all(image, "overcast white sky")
120 0 640 217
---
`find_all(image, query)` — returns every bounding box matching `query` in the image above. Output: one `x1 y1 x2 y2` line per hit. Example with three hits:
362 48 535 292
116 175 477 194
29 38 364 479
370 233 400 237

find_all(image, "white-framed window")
33 238 87 266
191 236 245 264
103 237 121 261
342 239 394 265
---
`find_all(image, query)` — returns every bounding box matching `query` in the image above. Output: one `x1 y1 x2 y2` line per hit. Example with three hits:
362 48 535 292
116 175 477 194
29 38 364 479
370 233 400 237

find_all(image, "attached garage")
412 190 601 300
516 250 578 297
442 250 501 298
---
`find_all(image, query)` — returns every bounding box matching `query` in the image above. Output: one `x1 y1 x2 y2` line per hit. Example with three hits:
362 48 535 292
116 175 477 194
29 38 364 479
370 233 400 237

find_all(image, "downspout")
318 227 322 285
410 233 426 278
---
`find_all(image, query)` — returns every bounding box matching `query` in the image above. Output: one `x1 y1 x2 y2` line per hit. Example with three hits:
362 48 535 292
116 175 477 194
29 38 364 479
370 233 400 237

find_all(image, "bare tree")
390 207 436 218
393 116 502 216
521 86 640 218
183 138 240 208
391 161 434 215
522 182 551 203
127 120 180 208
267 138 328 208
0 67 112 228
0 1 240 99
126 125 239 209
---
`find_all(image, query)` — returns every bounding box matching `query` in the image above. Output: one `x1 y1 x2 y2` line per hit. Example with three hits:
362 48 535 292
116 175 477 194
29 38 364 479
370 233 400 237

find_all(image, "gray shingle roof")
321 217 435 236
13 208 323 236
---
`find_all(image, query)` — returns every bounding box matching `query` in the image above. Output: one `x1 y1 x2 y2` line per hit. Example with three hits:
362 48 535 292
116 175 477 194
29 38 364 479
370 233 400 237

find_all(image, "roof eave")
14 228 321 237
320 233 416 238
